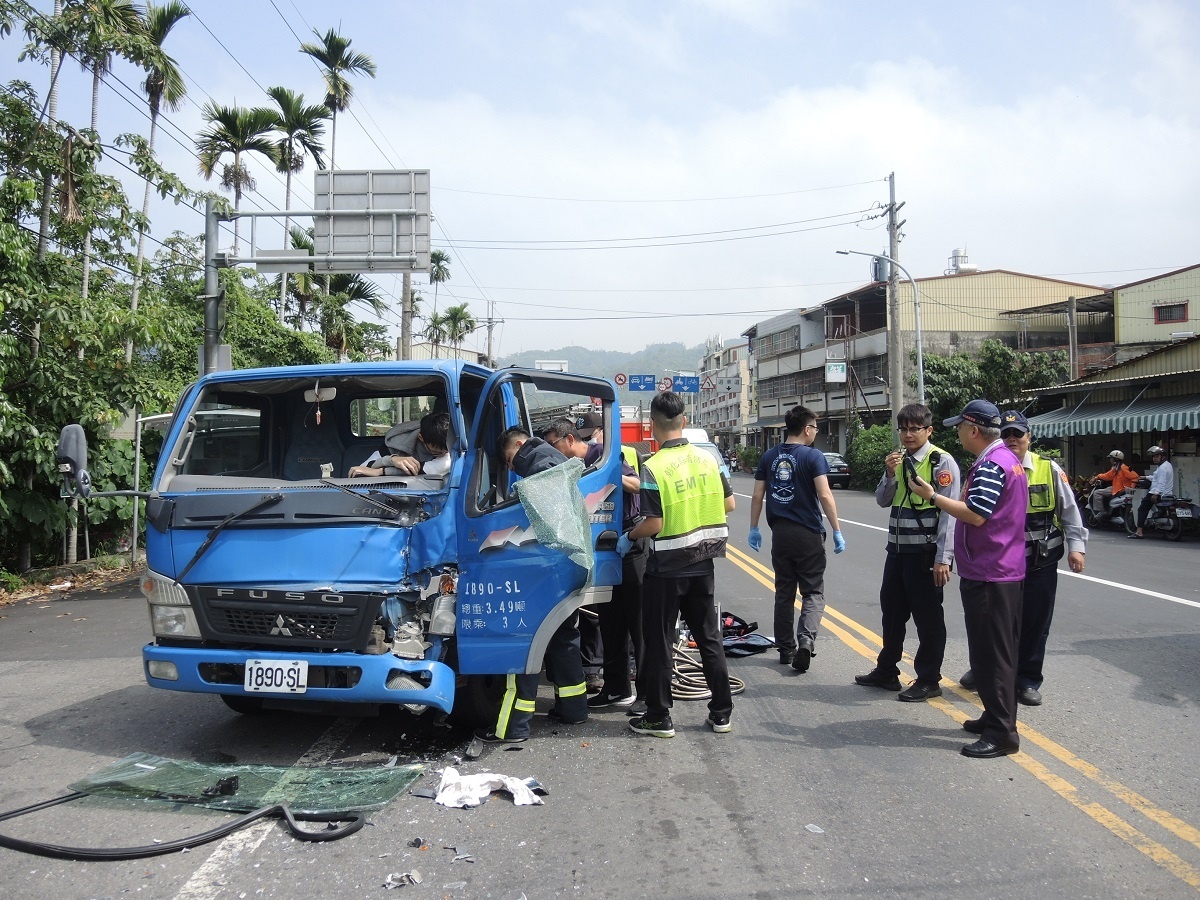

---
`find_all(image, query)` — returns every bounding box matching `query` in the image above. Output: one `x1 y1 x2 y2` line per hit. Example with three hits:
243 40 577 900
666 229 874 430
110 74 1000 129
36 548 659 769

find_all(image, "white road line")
174 717 359 900
738 510 1197 609
1060 570 1200 609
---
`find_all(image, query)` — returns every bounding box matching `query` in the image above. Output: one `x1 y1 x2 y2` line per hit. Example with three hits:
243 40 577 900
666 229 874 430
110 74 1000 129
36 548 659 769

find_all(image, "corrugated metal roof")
1029 395 1200 438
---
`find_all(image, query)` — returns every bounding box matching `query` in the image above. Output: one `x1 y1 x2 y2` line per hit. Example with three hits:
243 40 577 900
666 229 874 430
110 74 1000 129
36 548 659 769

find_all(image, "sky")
3 0 1198 359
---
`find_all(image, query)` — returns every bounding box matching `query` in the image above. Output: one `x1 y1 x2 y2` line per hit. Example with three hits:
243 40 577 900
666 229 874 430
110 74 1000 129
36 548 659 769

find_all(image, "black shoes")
854 669 903 691
625 699 647 717
897 681 943 702
961 738 1019 759
587 691 636 709
629 715 675 738
705 713 732 733
962 717 985 734
778 650 795 665
959 669 977 690
474 729 526 744
791 639 814 673
545 707 587 725
1018 686 1043 706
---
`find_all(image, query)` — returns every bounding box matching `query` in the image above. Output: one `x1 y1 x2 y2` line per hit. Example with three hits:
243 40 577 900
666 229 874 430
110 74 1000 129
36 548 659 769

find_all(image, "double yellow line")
725 544 1200 892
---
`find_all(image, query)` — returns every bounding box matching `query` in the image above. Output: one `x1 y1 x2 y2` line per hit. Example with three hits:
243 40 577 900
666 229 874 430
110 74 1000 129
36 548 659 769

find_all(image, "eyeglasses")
1000 430 1025 439
897 426 930 435
806 423 819 432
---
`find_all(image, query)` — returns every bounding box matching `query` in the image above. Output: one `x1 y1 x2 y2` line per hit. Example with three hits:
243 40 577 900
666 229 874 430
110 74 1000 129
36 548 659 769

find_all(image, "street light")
836 249 925 404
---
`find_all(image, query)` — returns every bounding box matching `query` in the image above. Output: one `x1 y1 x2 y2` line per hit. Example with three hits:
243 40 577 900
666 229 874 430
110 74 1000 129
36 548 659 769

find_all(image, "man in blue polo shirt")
908 399 1028 759
748 405 845 673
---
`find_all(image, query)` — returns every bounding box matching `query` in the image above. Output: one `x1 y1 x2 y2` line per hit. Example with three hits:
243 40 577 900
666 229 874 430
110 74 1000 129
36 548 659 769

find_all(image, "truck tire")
220 694 266 715
447 673 505 729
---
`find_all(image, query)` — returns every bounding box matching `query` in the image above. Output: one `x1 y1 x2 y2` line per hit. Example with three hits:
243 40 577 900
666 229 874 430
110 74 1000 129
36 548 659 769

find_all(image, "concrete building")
692 336 751 451
1026 264 1200 496
744 258 1102 453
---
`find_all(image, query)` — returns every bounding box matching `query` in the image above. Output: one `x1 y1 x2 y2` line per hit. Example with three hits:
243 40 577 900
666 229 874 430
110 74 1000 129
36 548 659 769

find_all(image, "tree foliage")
921 339 1069 461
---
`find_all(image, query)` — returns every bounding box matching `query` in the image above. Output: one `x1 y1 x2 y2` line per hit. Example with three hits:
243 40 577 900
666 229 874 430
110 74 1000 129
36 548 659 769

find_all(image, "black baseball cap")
999 410 1030 434
575 412 603 440
943 399 1001 428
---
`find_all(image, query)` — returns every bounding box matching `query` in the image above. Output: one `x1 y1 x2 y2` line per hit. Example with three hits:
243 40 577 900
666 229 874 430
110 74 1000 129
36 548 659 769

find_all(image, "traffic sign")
674 376 700 393
658 376 674 392
614 373 627 386
701 376 716 392
629 374 657 392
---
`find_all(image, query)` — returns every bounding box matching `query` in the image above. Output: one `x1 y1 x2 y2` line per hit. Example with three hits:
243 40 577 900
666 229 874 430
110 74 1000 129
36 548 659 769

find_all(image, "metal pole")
203 197 220 376
886 174 902 441
131 412 142 569
836 247 924 404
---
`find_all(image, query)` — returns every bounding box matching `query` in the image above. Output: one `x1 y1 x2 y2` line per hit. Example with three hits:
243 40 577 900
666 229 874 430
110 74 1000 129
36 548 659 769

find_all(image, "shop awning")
1029 396 1200 438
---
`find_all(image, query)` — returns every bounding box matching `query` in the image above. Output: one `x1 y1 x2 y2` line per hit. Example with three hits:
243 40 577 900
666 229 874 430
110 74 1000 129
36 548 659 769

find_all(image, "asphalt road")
1 475 1198 898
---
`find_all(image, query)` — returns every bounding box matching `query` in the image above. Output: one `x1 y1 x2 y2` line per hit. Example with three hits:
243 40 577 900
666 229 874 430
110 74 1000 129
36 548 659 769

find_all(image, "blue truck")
56 361 623 723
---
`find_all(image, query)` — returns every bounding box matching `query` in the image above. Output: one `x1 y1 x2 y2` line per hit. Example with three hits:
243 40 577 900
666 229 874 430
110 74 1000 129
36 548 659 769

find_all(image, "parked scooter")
1125 477 1195 541
1081 480 1134 529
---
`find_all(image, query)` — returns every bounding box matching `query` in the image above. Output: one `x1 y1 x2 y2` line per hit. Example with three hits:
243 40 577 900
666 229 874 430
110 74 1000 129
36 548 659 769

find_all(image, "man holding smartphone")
855 404 960 701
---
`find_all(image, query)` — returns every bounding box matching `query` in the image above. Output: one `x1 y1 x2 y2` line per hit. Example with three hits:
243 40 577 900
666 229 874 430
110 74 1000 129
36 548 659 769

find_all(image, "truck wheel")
221 694 265 715
448 674 505 729
1166 518 1184 542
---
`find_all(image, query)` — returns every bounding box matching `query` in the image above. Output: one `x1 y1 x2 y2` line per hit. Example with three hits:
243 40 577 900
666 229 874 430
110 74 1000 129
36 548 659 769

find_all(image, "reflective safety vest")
1025 453 1064 566
620 445 639 472
646 443 728 572
888 445 944 553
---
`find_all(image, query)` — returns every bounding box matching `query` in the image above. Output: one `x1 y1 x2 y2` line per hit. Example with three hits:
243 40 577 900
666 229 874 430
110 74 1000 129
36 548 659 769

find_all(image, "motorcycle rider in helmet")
1130 446 1173 539
1091 450 1138 518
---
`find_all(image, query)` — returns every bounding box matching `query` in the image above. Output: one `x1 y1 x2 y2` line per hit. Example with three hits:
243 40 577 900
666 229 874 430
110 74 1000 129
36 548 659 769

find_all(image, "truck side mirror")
57 424 92 499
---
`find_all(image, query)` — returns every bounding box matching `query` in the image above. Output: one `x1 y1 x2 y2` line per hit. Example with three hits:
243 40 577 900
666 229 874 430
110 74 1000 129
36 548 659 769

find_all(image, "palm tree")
126 0 189 363
428 249 451 315
260 86 328 322
298 27 376 172
68 0 144 302
423 310 450 359
443 302 477 360
195 102 277 253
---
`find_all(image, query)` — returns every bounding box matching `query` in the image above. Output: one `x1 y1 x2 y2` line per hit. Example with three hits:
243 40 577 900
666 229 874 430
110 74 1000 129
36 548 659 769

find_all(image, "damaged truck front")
57 362 623 723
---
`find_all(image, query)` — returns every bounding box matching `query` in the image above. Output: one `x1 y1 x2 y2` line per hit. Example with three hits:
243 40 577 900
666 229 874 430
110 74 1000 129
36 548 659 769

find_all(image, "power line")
439 208 879 247
436 177 888 204
430 215 878 251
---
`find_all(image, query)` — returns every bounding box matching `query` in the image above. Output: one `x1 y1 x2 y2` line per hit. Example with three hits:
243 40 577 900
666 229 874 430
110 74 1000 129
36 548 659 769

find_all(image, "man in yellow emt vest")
856 403 961 701
626 391 736 738
960 410 1087 706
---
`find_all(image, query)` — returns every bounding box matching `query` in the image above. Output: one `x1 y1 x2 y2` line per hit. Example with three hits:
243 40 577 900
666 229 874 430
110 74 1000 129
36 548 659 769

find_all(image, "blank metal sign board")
313 169 431 273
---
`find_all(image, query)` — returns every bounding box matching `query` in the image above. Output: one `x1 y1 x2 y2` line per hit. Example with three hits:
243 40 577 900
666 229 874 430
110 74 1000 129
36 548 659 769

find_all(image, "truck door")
455 368 623 675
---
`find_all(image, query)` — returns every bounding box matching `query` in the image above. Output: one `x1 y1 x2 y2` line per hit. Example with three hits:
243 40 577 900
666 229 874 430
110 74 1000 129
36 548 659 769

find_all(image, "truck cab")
62 362 623 721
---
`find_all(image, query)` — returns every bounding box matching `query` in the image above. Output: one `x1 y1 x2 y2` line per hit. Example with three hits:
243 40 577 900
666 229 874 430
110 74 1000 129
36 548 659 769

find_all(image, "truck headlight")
150 604 201 638
142 570 200 637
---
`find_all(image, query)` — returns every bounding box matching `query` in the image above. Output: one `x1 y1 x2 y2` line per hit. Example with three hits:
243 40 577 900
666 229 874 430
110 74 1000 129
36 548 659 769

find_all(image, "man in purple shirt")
908 399 1028 759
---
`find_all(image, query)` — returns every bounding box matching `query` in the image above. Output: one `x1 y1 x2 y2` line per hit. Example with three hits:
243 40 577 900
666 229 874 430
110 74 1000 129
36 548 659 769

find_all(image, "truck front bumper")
142 644 455 714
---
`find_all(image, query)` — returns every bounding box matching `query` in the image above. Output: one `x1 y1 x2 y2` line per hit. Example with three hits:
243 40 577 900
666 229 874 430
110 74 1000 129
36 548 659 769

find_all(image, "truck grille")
209 608 355 642
192 587 383 652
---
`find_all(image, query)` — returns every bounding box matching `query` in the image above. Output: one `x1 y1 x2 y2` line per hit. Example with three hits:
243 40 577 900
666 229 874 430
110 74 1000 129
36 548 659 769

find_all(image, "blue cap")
1000 410 1029 433
943 399 1001 428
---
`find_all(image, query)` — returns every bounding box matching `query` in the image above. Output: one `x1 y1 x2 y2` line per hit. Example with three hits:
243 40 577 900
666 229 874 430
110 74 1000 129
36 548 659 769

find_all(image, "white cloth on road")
435 766 544 808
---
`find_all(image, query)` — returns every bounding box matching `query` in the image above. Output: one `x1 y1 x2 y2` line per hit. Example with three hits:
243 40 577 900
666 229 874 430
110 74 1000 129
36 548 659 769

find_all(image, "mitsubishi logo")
269 614 293 637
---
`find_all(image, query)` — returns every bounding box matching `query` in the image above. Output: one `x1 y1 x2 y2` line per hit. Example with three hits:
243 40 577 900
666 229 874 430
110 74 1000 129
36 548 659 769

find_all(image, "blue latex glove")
748 526 762 552
616 533 633 557
833 530 846 554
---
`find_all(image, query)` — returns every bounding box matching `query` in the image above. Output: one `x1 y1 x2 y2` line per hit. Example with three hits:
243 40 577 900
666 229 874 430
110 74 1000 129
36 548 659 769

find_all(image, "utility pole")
1066 295 1079 380
485 299 495 366
886 172 904 443
401 272 412 360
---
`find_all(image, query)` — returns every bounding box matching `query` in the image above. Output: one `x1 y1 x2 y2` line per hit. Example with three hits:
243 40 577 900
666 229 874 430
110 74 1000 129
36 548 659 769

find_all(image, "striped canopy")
1029 396 1200 438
